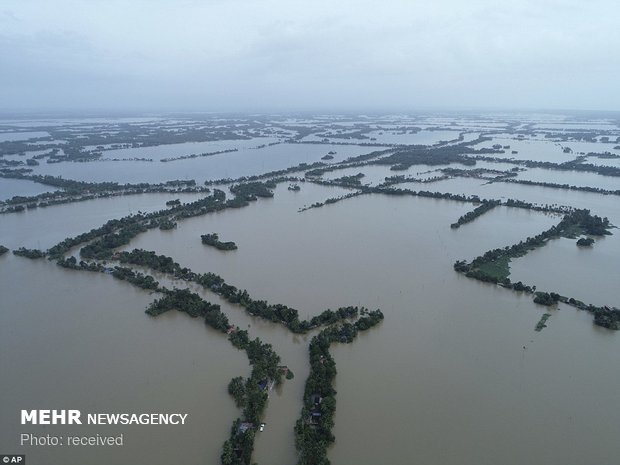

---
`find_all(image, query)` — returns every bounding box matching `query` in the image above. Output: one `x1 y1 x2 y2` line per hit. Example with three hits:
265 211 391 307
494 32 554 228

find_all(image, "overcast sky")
1 0 619 113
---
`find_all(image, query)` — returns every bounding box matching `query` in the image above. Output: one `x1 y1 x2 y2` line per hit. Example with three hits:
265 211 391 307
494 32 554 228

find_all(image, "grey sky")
1 0 619 112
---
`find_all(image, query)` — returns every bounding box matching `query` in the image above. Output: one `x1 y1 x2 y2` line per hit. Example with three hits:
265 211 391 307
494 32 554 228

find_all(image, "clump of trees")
298 192 364 212
451 200 500 229
227 377 246 408
295 310 384 465
229 181 275 201
158 219 177 230
577 237 594 246
373 140 501 171
146 288 230 331
112 266 159 290
118 249 193 278
0 245 8 256
593 306 620 330
573 209 611 236
161 148 237 163
56 256 104 272
220 326 284 464
533 292 561 306
80 222 148 260
201 233 238 251
331 172 365 186
13 247 46 259
535 313 552 331
382 174 450 186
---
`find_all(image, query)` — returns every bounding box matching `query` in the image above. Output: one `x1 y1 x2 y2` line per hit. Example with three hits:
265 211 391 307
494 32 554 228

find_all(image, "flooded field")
1 112 619 465
25 143 381 184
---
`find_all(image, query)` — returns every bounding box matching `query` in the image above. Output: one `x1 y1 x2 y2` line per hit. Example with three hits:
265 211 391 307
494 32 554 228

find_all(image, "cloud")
0 0 618 112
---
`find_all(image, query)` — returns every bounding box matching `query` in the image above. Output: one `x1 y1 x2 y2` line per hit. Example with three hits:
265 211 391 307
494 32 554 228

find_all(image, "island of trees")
201 233 238 251
450 200 501 229
577 237 595 246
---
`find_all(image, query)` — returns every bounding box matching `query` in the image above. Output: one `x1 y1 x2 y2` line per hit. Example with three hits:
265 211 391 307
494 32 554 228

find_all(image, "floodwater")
474 137 578 163
0 192 207 250
1 118 620 465
510 233 620 307
0 178 59 201
0 255 248 465
26 143 381 184
301 129 460 146
98 138 280 160
123 183 617 464
0 131 50 142
517 167 620 191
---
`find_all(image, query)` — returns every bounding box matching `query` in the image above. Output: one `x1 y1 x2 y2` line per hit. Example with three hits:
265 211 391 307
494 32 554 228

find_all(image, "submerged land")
1 111 619 465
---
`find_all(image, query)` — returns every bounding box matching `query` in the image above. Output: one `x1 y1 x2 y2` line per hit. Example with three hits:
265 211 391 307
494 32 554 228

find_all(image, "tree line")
453 209 616 329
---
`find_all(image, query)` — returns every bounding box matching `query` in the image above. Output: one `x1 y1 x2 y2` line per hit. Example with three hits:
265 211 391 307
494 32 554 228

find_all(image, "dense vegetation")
201 233 238 251
12 247 46 259
0 172 208 214
372 140 501 171
295 310 384 465
535 313 552 331
115 248 364 334
533 292 561 306
577 237 595 246
112 266 159 290
160 148 237 163
450 200 500 229
331 172 365 186
382 174 450 186
229 181 275 200
298 191 364 212
56 256 105 272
